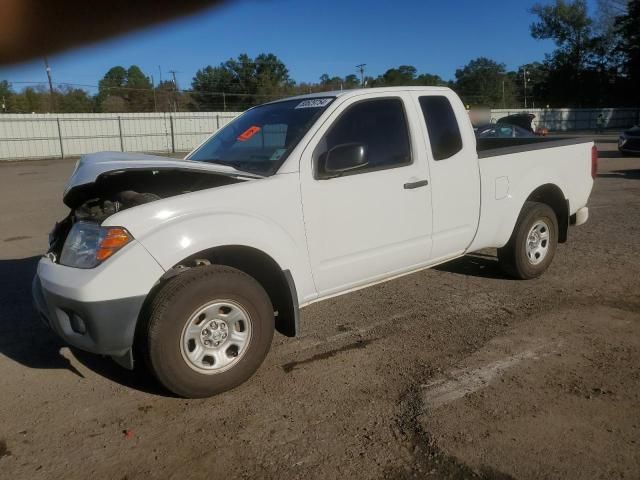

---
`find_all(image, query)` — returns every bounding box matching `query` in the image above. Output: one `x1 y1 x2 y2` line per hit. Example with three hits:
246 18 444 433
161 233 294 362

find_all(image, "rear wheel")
142 265 274 398
498 201 558 280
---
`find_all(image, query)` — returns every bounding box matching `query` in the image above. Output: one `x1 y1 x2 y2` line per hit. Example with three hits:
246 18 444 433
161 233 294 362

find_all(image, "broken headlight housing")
60 222 132 268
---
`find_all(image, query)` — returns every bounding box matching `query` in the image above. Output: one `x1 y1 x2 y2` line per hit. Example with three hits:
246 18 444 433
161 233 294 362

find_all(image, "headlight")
619 134 627 146
60 222 133 268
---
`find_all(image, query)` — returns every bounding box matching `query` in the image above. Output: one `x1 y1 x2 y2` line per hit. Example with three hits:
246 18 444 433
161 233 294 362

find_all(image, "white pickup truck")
33 87 596 398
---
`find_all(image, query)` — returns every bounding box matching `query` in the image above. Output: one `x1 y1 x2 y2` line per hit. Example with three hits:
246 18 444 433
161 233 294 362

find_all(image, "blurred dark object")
0 0 224 65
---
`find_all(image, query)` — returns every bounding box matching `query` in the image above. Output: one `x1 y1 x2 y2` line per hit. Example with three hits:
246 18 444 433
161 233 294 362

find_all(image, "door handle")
403 179 429 189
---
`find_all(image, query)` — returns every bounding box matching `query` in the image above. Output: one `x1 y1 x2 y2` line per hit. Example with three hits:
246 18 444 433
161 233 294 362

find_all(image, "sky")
0 0 600 93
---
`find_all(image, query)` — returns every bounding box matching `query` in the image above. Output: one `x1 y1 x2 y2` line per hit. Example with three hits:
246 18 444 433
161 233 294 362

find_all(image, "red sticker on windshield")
237 126 261 141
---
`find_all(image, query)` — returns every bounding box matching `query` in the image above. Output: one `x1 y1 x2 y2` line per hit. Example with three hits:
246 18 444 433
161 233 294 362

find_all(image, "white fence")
0 112 240 161
473 107 640 131
1 107 639 161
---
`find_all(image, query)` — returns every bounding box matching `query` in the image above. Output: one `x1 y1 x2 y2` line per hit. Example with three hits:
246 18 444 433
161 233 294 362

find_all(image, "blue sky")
0 0 599 93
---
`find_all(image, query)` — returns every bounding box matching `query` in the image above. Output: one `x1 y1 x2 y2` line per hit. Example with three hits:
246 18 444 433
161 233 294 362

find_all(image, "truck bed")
468 136 594 253
477 136 594 159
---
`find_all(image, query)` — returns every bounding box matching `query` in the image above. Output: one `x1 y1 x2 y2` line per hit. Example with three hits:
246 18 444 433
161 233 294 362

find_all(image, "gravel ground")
0 139 638 479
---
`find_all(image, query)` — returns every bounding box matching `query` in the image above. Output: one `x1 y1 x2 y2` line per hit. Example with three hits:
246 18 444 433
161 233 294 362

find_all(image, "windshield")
188 97 335 176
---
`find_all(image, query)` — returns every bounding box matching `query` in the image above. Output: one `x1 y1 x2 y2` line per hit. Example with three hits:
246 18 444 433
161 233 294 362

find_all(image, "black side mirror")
320 143 368 178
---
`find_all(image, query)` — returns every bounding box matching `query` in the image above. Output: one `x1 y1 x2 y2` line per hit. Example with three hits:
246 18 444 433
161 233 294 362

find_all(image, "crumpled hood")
63 151 261 206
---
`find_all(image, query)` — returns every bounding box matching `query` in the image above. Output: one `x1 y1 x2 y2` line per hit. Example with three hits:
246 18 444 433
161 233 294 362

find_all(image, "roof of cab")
266 86 453 104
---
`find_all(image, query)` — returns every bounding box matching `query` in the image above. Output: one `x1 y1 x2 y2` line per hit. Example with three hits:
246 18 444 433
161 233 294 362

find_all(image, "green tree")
191 65 236 111
97 65 154 112
454 57 517 107
126 66 153 112
344 74 360 88
530 0 594 68
415 73 446 86
370 66 444 87
529 0 608 106
516 62 549 107
97 66 127 108
378 65 418 85
191 53 292 111
57 85 95 113
7 86 48 113
0 80 12 112
254 53 293 98
615 0 640 105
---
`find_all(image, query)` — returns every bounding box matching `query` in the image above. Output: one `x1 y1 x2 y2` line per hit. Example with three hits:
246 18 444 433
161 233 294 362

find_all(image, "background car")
497 113 536 133
475 124 536 138
618 125 640 155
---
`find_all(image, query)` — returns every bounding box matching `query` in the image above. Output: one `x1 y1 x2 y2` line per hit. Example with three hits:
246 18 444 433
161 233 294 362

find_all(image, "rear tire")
142 265 274 398
498 201 558 280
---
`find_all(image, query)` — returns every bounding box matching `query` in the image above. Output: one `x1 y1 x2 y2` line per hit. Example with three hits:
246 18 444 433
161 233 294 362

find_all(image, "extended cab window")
419 96 463 161
317 98 411 178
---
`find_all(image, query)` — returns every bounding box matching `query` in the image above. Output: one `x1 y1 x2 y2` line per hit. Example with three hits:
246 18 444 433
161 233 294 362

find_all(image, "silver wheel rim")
525 220 550 265
180 300 252 374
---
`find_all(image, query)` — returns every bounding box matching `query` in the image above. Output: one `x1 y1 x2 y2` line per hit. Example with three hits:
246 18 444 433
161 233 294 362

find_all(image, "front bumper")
32 241 165 366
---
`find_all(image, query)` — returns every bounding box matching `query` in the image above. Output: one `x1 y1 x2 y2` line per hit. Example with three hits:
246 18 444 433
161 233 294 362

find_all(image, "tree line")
1 0 637 113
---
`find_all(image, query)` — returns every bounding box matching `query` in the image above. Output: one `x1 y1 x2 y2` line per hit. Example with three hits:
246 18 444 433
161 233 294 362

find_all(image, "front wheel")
498 201 558 280
142 265 274 398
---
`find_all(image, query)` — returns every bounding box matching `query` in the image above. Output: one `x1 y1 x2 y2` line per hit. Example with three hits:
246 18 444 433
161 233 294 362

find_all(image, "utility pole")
523 66 529 109
169 70 179 112
44 57 55 112
150 74 157 112
356 64 366 87
222 91 226 111
502 79 506 109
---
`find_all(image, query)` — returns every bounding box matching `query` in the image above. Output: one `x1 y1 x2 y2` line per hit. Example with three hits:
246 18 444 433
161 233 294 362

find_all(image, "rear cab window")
418 96 463 160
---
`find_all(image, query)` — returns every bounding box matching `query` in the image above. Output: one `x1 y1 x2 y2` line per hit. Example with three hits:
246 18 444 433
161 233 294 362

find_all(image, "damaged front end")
48 152 254 263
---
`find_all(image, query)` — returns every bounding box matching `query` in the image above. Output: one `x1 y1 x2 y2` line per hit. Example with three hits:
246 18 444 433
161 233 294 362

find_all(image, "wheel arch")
525 183 569 243
143 245 299 339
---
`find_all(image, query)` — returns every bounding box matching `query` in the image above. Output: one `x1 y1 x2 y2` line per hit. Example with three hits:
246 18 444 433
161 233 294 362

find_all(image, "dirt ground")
0 138 638 479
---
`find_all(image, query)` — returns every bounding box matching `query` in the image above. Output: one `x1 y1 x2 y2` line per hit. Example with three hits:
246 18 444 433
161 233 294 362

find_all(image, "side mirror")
320 143 368 178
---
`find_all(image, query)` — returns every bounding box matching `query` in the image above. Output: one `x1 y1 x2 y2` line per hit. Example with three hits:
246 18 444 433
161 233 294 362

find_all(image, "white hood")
63 151 261 206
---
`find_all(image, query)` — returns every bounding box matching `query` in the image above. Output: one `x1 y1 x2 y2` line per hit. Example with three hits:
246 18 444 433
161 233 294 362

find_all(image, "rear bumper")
31 241 165 363
570 207 589 226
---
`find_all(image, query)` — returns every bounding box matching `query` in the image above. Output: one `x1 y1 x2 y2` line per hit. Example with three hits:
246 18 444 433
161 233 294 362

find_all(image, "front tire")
142 265 274 398
498 201 558 280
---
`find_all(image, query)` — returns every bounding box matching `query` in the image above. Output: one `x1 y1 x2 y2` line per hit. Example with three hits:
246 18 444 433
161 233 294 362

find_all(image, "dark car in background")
475 123 536 138
619 125 640 155
497 113 549 136
498 113 536 133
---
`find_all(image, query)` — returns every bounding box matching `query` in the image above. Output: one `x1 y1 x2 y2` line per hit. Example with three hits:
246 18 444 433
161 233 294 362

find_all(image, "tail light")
591 145 598 179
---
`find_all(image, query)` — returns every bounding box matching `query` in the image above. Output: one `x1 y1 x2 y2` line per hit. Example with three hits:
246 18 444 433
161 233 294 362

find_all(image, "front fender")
117 210 316 304
102 173 318 303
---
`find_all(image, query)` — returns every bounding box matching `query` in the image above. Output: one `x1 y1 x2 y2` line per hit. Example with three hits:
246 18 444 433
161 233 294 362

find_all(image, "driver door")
299 93 433 297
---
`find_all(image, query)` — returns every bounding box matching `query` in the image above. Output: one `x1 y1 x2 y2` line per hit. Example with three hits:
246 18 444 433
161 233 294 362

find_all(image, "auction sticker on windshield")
295 98 332 109
237 126 261 141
